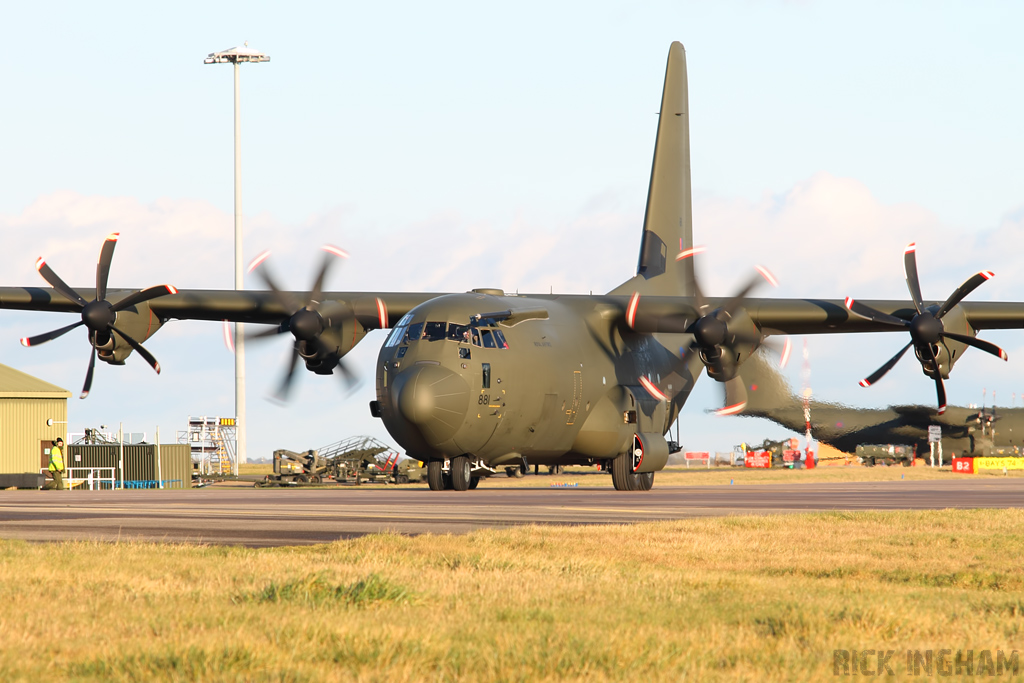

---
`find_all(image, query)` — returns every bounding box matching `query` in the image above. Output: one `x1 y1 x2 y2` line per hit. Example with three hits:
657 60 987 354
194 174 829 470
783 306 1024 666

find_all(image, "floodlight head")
204 45 270 65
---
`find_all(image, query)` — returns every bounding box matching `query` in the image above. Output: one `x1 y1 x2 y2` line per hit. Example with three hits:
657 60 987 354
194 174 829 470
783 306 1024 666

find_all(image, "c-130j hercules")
2 42 1022 491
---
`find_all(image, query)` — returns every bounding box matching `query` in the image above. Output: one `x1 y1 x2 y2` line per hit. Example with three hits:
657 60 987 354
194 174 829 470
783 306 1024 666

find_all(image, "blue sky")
2 1 1024 458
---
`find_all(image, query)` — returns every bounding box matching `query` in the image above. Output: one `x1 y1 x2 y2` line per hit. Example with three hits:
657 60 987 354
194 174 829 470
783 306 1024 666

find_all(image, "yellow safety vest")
48 446 65 472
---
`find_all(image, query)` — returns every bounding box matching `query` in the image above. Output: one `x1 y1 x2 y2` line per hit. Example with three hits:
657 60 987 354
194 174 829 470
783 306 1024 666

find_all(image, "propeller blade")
35 258 87 308
271 345 302 403
716 376 748 416
246 323 290 342
309 245 349 307
718 273 764 319
81 346 97 399
919 342 947 413
935 271 995 319
248 251 303 314
941 331 1009 361
20 321 84 347
335 357 362 392
675 246 707 311
111 325 161 374
110 284 178 313
859 341 913 387
96 232 119 302
844 298 910 329
903 243 925 315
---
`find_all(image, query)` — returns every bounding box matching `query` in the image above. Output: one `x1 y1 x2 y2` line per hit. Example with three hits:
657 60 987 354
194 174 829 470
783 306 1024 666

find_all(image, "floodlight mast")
204 43 270 474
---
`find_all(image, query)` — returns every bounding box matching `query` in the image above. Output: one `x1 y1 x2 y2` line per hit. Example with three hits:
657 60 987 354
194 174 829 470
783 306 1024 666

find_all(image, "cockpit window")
401 320 509 349
447 323 470 342
423 321 447 341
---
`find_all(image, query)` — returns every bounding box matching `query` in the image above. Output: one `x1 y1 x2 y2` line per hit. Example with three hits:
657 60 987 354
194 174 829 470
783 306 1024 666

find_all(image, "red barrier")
745 451 771 468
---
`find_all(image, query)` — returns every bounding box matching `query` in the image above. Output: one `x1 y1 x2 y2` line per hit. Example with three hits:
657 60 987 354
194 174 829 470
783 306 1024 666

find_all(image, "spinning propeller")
245 245 360 402
19 232 177 398
845 243 1007 414
633 247 788 415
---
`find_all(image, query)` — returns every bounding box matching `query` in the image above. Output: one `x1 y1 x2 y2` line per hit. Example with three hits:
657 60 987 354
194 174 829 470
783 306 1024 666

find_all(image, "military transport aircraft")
734 349 1020 457
2 42 1023 492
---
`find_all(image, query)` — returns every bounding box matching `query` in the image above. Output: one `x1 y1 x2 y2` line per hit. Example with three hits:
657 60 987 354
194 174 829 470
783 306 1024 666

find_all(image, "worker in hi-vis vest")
44 437 65 490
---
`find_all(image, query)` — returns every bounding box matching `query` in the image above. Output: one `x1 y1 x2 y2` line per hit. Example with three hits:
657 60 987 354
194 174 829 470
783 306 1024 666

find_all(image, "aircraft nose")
393 364 470 446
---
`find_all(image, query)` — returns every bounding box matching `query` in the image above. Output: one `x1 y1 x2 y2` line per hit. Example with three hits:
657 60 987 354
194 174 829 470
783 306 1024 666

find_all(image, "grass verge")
2 509 1023 681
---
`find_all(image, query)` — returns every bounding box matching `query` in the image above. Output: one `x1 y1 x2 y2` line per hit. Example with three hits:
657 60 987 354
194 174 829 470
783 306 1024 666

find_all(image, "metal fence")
65 444 191 489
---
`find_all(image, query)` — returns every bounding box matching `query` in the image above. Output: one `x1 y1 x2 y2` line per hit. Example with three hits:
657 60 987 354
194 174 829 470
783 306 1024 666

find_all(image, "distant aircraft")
734 349 1019 456
1 42 1021 492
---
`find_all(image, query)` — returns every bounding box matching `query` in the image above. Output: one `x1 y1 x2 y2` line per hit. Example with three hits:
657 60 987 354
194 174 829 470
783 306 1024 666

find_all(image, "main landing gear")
427 456 482 491
610 453 654 491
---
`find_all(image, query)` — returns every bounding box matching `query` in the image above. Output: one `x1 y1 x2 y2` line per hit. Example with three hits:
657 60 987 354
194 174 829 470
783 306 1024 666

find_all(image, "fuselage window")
471 329 481 347
459 347 471 359
492 329 509 349
481 329 496 348
423 321 447 341
396 346 408 359
482 362 491 389
405 322 424 342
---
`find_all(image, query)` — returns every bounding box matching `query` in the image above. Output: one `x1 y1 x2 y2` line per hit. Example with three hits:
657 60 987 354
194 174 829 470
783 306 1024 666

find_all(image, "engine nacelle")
97 303 165 365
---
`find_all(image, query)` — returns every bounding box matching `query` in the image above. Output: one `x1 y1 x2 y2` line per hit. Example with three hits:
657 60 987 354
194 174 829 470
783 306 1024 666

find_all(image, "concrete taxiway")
0 479 1020 546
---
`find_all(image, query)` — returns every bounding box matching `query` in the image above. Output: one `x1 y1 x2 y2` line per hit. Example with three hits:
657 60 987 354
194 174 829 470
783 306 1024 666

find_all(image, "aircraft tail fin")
735 350 807 433
611 41 694 297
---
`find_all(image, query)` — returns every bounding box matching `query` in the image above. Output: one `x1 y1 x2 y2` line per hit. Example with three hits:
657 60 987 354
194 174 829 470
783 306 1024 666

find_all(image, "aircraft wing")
0 287 440 328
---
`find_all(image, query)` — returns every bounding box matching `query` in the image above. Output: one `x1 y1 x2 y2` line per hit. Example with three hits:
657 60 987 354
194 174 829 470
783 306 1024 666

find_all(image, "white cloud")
2 176 1023 457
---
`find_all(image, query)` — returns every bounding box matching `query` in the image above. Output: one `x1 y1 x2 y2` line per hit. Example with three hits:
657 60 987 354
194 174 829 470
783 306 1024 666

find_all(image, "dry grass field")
3 509 1023 681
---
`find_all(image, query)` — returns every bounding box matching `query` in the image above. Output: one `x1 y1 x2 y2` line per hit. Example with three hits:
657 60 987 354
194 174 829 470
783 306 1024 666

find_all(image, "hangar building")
0 363 70 474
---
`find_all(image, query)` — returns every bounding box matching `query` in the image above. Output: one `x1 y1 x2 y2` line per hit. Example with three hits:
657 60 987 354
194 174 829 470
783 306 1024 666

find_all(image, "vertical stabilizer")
611 41 693 297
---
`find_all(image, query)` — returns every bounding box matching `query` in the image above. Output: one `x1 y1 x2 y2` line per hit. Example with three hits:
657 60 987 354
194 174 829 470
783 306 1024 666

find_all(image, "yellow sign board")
219 418 235 426
973 457 1024 470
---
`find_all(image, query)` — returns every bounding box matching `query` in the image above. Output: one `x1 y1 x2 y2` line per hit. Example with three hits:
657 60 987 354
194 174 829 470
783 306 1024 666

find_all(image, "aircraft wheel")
451 455 472 491
427 460 445 491
504 467 517 478
296 474 309 484
636 471 654 491
469 476 480 490
309 475 322 484
611 454 639 491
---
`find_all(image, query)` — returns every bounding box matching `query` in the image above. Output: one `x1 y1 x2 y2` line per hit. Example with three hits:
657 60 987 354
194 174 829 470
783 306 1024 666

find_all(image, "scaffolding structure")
177 416 237 476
